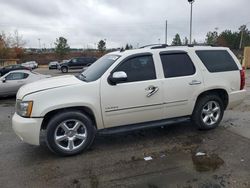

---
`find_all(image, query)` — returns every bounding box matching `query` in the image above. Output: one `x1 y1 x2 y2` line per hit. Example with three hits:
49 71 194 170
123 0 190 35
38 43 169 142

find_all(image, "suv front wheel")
192 94 224 130
46 111 96 156
61 66 68 73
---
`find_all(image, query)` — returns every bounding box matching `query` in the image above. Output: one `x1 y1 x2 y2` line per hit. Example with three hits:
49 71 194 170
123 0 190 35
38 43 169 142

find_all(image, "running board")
98 116 191 135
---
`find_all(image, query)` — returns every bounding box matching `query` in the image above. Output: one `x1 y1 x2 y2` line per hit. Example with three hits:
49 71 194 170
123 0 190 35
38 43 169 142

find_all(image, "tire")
192 94 224 130
61 66 68 73
46 111 96 156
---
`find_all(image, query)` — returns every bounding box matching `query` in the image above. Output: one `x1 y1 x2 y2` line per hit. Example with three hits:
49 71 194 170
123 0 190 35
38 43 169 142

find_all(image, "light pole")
239 22 250 49
38 38 41 49
104 38 107 49
188 0 195 44
165 20 168 44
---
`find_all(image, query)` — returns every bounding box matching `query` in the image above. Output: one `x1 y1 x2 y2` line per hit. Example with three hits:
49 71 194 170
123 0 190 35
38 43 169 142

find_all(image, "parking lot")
0 67 250 188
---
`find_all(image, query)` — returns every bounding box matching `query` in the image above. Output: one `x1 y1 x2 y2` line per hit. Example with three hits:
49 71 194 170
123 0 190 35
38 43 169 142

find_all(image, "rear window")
196 50 238 72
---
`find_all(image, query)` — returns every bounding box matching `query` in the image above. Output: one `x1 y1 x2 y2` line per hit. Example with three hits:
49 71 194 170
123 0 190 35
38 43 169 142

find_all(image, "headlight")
16 100 33 117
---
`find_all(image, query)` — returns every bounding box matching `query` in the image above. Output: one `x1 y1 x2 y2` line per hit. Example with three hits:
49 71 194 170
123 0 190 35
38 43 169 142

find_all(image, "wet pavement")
0 68 250 188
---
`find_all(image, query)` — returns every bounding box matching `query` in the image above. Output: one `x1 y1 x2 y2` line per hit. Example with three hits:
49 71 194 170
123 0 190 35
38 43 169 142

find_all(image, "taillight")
240 68 245 90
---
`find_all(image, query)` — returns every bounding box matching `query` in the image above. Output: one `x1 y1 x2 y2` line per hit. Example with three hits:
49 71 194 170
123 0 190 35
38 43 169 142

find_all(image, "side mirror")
109 71 127 85
2 77 6 83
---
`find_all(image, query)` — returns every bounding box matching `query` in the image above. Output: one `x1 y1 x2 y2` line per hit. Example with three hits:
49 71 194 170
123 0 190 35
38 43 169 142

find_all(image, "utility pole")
165 20 168 44
188 0 195 44
38 38 41 49
239 23 250 49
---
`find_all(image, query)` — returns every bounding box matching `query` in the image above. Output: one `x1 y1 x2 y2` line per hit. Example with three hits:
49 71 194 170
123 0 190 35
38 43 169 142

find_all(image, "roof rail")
151 44 168 49
139 43 217 49
139 44 168 49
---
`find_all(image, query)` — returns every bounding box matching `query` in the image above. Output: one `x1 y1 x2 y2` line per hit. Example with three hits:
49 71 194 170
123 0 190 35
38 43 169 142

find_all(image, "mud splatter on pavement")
192 152 224 172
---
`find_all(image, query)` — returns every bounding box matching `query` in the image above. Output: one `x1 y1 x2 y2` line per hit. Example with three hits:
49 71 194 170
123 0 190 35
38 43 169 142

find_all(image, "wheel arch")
60 66 68 72
194 88 229 110
41 106 97 131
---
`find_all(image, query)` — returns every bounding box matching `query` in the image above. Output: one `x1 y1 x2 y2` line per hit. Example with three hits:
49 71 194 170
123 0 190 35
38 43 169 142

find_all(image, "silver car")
21 61 38 69
0 70 51 97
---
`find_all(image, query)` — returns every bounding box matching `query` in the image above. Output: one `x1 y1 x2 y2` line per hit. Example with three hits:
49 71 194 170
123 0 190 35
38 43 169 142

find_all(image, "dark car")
0 64 30 76
59 57 97 73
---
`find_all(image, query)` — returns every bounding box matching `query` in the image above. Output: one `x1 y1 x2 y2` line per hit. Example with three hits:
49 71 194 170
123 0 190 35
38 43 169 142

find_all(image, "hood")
17 75 82 99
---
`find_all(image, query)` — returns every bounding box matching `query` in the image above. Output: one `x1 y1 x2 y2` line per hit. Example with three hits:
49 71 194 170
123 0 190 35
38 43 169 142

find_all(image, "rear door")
159 51 204 118
100 53 164 128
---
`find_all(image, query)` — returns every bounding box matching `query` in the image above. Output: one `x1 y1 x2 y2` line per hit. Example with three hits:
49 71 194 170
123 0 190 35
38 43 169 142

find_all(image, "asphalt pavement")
0 68 250 188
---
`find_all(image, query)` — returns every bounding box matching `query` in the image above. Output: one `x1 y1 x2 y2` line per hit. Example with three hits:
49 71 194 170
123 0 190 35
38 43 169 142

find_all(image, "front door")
101 54 164 128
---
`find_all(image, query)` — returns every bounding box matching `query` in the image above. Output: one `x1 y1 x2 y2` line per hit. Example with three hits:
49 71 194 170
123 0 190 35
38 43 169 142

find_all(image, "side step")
98 116 191 135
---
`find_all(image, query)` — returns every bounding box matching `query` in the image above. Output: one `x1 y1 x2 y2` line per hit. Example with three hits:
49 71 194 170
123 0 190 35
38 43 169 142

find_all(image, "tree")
125 44 133 50
183 37 188 45
54 37 70 59
0 30 25 59
171 34 182 46
192 39 198 45
97 40 106 52
205 31 218 45
0 34 10 59
11 30 25 48
217 30 240 49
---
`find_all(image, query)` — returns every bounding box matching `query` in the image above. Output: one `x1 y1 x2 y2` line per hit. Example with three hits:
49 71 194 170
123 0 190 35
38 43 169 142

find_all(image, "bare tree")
11 30 26 48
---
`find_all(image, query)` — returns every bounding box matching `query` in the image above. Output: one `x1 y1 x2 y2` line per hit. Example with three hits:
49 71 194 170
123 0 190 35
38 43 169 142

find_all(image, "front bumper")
12 113 43 145
228 89 247 109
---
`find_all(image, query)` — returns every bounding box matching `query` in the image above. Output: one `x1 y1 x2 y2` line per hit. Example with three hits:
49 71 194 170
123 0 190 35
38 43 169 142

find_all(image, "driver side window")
115 55 156 83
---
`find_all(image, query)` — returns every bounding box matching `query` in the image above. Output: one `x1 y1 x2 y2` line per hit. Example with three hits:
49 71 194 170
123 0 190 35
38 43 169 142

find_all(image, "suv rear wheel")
46 111 96 156
192 94 224 130
61 66 68 73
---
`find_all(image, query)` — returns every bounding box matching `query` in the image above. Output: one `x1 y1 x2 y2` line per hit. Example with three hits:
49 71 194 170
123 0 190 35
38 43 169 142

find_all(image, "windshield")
77 54 120 82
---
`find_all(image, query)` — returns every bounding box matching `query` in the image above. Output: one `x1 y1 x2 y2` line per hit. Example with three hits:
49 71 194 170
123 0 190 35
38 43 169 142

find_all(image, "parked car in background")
60 60 70 64
58 57 97 73
0 64 30 76
0 70 51 97
22 61 38 69
48 61 59 69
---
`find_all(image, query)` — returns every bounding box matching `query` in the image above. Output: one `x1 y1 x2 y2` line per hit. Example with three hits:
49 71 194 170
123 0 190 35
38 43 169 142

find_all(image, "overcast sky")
0 0 250 48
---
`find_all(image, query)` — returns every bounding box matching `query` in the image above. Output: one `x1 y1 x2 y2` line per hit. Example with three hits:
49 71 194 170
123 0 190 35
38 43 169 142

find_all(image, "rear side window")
160 53 195 78
196 50 238 72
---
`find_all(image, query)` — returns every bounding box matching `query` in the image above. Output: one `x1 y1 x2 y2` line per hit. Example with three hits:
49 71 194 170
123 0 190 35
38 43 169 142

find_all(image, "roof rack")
151 44 168 49
139 44 168 49
140 43 216 49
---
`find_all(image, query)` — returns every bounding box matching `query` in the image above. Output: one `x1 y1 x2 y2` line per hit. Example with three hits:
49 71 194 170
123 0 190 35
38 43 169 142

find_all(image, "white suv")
12 45 246 156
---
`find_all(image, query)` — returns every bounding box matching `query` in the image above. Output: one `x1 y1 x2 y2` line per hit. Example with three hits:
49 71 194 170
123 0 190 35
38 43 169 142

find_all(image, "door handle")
189 80 201 85
146 86 159 97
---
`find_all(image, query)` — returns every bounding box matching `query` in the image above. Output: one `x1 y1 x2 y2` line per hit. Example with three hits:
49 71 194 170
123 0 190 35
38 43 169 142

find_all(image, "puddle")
192 152 224 172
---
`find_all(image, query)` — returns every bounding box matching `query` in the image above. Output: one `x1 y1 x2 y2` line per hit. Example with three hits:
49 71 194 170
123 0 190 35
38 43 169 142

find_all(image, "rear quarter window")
196 50 238 72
